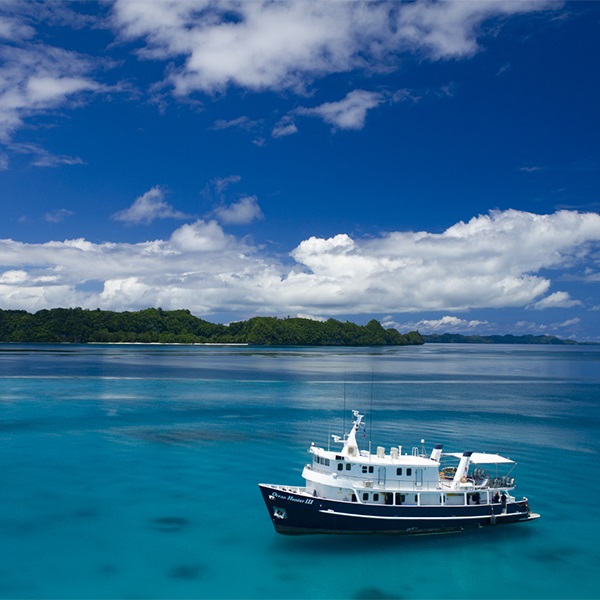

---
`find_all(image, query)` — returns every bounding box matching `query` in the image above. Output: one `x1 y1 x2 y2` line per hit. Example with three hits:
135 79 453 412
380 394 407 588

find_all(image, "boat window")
407 468 412 476
325 459 330 466
362 493 369 501
351 494 357 502
362 466 368 473
369 466 374 473
337 463 343 471
345 463 351 471
395 493 405 505
396 468 402 476
373 493 379 502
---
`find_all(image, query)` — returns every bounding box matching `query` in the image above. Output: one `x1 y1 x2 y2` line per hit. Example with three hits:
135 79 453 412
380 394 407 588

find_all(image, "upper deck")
304 411 516 494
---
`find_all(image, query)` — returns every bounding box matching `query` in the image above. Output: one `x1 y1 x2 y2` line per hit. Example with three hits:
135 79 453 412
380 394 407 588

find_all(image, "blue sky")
1 1 600 340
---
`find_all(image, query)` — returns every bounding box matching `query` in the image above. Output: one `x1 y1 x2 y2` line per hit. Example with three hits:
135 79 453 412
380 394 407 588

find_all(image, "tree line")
0 308 424 346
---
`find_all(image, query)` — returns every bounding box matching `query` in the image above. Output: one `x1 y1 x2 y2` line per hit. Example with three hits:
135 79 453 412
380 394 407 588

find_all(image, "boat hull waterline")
259 484 539 535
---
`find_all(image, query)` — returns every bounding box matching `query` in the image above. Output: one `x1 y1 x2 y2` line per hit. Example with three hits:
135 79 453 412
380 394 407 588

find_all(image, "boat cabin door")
415 468 424 488
378 467 386 486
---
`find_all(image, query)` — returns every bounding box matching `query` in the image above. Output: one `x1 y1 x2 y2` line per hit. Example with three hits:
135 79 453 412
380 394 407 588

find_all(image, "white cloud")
170 219 234 252
0 209 598 319
0 270 29 284
11 142 85 167
211 116 259 131
212 175 241 195
0 43 100 142
513 317 581 336
272 117 298 138
45 209 74 224
296 314 327 322
112 186 189 225
111 0 557 95
0 13 35 42
26 75 97 104
296 90 384 130
0 0 559 152
288 210 600 313
212 196 264 226
553 317 580 328
384 315 489 334
531 291 583 310
203 176 263 224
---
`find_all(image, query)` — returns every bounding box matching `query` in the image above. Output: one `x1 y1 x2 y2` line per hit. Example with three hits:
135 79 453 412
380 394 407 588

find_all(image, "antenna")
342 370 347 437
369 368 374 448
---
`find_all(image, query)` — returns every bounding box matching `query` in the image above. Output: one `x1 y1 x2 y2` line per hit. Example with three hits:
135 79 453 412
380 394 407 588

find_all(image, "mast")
342 410 364 458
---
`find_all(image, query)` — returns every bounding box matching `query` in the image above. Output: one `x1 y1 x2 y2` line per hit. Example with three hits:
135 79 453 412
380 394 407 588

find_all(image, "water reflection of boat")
259 410 540 534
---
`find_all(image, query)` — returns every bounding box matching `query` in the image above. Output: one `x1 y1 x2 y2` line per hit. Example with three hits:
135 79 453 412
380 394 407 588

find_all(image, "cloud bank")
0 209 598 318
0 0 559 151
111 0 558 95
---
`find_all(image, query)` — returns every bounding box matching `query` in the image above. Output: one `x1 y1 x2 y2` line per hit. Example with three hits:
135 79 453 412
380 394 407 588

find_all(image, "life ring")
460 476 468 484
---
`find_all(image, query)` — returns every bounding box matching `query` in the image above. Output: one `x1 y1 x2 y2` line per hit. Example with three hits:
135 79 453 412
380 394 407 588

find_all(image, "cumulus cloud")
110 0 558 95
531 291 583 310
170 219 234 252
295 90 384 130
212 196 264 226
112 186 189 225
0 209 598 318
288 210 600 313
203 175 263 224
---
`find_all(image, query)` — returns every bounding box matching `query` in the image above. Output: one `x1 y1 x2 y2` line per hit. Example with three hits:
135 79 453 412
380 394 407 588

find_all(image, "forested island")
0 308 585 346
0 308 423 346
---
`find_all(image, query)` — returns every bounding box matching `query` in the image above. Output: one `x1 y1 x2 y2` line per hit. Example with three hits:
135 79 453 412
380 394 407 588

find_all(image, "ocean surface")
0 343 598 599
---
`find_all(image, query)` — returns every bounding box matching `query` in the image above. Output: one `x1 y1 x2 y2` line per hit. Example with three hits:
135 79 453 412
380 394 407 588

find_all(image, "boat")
258 410 540 535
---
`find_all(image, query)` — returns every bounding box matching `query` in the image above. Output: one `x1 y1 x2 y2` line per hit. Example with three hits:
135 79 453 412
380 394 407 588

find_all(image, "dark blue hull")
259 484 539 535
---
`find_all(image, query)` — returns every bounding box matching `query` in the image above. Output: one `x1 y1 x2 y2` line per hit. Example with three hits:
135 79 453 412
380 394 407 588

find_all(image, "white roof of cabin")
444 452 514 464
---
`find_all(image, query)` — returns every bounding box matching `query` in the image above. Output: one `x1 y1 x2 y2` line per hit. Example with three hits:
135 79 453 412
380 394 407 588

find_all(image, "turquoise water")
0 343 598 599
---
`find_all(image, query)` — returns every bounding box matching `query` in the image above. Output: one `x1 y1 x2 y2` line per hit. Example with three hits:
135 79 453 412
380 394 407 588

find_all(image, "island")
422 333 579 345
0 308 423 346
